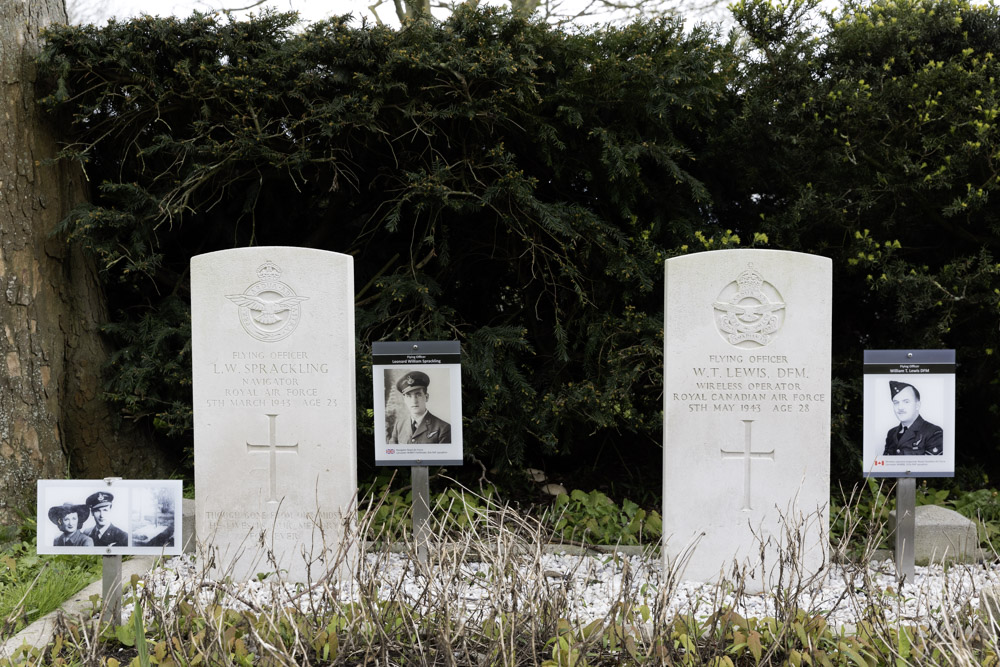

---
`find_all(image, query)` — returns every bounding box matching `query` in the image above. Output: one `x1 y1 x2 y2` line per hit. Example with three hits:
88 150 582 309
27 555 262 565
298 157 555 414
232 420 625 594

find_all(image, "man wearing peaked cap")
388 370 452 445
883 380 944 456
85 491 130 547
49 503 94 547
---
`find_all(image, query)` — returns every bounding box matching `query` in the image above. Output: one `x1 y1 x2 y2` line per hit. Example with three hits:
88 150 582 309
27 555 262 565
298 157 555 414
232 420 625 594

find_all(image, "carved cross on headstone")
720 419 774 511
247 413 299 504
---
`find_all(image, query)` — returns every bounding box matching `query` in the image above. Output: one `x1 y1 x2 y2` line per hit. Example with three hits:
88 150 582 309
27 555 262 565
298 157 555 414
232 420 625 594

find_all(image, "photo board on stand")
372 341 463 466
37 479 183 556
863 349 956 478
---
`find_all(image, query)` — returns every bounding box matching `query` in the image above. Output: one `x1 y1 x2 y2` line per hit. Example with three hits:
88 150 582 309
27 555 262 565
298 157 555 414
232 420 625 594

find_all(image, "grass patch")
0 520 102 640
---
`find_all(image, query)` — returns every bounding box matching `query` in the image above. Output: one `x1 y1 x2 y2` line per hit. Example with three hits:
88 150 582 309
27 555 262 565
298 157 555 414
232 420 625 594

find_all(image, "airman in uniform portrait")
883 380 944 456
49 503 94 547
388 370 452 445
85 491 130 547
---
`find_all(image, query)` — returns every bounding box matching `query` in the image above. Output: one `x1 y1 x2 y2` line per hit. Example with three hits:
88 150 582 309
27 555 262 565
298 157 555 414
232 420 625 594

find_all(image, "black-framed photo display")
37 479 183 555
863 350 956 478
372 341 463 466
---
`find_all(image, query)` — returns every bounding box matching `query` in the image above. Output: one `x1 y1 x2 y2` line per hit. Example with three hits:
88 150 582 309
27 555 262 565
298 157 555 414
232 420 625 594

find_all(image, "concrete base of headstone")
888 504 979 564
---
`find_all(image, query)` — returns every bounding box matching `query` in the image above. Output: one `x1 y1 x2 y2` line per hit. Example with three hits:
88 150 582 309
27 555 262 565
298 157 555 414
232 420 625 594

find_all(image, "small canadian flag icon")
874 460 885 466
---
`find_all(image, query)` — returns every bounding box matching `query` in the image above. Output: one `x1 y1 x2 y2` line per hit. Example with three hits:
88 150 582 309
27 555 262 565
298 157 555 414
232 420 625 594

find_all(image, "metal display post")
101 476 124 625
102 555 123 626
412 465 431 565
895 477 916 582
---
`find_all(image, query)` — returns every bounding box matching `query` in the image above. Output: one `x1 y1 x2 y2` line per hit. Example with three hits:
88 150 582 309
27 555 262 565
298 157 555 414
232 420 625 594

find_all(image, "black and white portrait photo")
48 502 93 548
46 487 132 549
881 380 944 456
85 490 130 546
384 368 453 445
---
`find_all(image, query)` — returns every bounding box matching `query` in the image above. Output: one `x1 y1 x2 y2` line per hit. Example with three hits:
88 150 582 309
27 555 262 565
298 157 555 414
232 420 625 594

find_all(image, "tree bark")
0 0 172 524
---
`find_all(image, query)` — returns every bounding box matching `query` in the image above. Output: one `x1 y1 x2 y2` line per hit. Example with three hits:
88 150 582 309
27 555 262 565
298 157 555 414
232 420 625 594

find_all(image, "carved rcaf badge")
226 261 308 342
712 263 785 347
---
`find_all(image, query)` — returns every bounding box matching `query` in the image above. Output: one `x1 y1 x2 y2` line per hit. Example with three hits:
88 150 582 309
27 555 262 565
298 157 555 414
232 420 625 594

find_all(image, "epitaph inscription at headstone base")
663 250 831 589
192 247 357 582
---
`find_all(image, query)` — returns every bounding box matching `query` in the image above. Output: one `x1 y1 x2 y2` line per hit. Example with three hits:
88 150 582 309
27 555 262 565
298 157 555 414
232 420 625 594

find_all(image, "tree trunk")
0 0 172 524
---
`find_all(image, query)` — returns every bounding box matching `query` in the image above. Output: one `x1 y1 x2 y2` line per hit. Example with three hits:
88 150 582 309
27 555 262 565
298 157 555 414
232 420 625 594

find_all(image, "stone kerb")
663 249 832 591
191 247 357 582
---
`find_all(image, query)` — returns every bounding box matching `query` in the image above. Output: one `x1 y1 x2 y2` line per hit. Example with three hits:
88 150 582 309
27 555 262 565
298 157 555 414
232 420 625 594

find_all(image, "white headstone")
663 249 831 589
192 247 356 581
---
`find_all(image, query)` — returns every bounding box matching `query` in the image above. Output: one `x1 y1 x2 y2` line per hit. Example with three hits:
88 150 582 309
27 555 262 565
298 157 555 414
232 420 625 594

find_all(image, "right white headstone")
663 249 831 589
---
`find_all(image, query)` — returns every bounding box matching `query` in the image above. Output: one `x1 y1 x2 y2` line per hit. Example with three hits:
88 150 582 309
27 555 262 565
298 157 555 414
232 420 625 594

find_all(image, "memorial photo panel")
371 341 463 466
37 480 183 556
862 350 956 477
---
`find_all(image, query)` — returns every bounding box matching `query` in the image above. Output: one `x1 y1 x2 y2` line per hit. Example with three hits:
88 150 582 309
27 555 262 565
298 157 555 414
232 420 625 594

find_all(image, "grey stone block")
888 504 979 564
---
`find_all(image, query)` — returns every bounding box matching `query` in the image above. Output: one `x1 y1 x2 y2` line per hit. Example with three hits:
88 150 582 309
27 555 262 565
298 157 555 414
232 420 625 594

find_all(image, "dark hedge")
38 0 1000 491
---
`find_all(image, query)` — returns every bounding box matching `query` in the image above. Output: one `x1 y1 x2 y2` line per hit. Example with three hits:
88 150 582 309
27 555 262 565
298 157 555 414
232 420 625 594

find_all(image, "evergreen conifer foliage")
41 1 1000 487
722 0 1000 480
39 9 730 478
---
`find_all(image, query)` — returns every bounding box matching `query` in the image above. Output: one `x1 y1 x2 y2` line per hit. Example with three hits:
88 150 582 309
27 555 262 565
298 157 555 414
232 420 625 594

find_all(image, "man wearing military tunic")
85 491 130 547
388 371 452 445
883 380 943 456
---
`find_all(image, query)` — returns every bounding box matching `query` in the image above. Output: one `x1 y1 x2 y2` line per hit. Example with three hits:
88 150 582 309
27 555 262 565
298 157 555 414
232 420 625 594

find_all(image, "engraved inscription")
246 414 299 503
713 264 785 347
203 350 337 410
720 420 773 511
227 261 309 342
671 353 821 415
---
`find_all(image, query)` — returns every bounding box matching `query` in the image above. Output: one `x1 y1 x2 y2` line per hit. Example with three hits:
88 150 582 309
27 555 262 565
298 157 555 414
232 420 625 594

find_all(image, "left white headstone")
191 247 357 582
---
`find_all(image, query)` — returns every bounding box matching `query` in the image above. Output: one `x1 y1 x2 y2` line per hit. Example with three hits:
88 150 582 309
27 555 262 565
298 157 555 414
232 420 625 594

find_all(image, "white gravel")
125 550 1000 628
